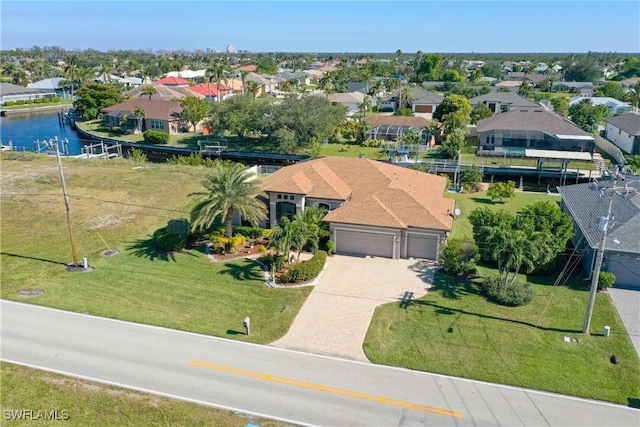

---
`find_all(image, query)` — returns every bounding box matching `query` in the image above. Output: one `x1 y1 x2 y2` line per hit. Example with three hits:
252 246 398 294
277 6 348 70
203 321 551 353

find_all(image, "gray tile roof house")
557 178 640 289
476 108 595 153
604 113 640 155
469 92 540 114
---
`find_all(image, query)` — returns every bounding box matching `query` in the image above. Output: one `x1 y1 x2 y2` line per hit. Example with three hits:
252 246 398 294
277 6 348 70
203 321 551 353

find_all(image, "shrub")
361 138 385 148
43 98 51 103
4 101 15 106
52 97 61 102
598 271 616 291
377 107 394 113
394 107 414 116
167 218 190 238
153 227 187 252
129 148 147 164
440 239 479 278
480 275 534 307
210 234 245 253
233 226 264 239
25 99 34 104
280 250 327 283
34 98 43 104
487 181 516 202
143 129 170 144
326 240 335 255
16 100 25 105
262 228 273 239
261 253 286 272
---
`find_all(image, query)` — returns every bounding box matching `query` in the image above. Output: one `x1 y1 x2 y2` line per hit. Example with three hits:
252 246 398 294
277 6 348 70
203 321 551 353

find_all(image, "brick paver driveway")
270 255 437 362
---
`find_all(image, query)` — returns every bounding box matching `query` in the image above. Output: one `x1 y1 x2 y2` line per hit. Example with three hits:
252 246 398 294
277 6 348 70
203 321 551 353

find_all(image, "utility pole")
51 138 80 267
583 172 638 334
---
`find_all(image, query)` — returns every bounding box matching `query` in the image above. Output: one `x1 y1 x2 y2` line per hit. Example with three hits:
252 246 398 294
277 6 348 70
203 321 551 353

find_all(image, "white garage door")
406 234 438 260
335 229 394 258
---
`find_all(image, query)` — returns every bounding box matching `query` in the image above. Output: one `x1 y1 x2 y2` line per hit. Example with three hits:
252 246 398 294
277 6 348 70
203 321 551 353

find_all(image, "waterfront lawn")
319 143 386 159
443 190 552 240
1 362 291 427
0 156 310 344
364 270 640 405
1 99 73 110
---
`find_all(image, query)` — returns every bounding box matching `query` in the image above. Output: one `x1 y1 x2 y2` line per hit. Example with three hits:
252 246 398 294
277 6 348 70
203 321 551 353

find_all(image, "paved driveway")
270 255 437 362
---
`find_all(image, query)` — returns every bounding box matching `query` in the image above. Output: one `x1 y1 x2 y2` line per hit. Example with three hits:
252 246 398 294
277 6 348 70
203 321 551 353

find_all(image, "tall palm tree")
206 64 229 102
133 107 146 133
63 53 78 98
189 162 267 237
240 70 250 96
625 81 640 112
10 69 29 86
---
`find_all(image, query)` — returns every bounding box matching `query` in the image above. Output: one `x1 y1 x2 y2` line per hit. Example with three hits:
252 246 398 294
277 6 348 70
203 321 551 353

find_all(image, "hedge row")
3 97 61 106
280 250 327 284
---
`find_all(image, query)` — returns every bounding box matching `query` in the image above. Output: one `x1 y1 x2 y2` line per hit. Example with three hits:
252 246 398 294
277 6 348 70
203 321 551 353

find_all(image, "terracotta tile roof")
236 65 257 72
101 99 183 121
154 76 190 86
366 115 430 128
187 83 232 97
261 157 454 231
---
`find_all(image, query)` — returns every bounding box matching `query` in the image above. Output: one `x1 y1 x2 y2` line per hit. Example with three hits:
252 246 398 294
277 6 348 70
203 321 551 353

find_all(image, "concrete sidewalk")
608 288 640 358
270 255 437 362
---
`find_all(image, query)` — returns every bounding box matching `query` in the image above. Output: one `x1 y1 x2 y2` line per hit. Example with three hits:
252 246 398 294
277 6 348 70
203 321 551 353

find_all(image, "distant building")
227 45 236 53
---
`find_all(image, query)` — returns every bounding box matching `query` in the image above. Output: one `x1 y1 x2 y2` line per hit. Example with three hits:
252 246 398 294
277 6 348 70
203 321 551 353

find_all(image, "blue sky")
2 1 639 53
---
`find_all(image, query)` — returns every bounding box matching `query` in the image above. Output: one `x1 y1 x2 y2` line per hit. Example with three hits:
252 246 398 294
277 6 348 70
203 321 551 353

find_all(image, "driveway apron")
270 255 437 362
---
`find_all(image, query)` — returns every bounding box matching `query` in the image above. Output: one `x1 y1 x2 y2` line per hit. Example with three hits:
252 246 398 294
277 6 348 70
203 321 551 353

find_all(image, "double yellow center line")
189 360 462 418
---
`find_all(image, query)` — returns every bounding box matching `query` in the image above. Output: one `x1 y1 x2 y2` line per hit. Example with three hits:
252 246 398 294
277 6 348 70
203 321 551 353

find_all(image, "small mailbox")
243 317 250 335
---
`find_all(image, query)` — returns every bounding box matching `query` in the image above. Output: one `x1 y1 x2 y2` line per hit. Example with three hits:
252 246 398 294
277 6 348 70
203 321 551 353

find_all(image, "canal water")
0 109 84 155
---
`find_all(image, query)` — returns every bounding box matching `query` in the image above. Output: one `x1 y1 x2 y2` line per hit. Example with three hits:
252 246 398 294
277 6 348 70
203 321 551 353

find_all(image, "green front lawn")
1 99 73 110
0 156 310 344
364 271 640 405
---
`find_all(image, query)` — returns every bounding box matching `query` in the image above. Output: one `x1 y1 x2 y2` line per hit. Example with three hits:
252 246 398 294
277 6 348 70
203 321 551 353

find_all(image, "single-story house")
412 90 444 114
469 92 540 115
557 179 640 290
101 99 189 134
0 82 57 104
476 108 595 154
327 92 366 116
125 83 200 101
604 113 640 155
552 82 594 97
365 116 431 142
27 77 71 98
187 83 234 102
154 76 191 87
569 96 631 116
258 157 455 260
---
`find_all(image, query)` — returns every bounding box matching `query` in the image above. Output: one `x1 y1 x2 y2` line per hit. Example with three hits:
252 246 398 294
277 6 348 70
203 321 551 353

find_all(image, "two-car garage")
332 226 440 260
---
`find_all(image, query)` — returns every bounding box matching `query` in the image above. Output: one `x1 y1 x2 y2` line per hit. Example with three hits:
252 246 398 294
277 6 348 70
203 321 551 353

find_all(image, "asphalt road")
1 300 638 427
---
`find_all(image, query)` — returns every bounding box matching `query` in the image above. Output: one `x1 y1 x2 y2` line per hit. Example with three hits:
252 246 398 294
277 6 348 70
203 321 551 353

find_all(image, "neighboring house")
327 92 366 116
552 82 594 97
379 87 443 113
469 92 540 114
165 69 206 80
412 90 444 114
569 96 631 116
476 108 595 153
604 113 640 155
28 77 70 98
557 179 640 290
125 83 200 101
101 99 188 134
245 72 278 95
523 73 548 88
154 76 191 87
505 71 526 81
1 82 56 104
258 157 455 260
365 115 431 142
187 83 234 102
278 71 310 87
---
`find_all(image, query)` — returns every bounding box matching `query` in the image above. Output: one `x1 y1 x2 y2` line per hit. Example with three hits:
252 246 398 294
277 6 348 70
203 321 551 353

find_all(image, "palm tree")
63 53 78 98
10 69 29 86
625 81 640 112
290 205 327 261
245 80 260 98
206 64 229 102
240 70 250 96
270 217 297 262
398 85 414 110
141 85 158 100
133 107 146 133
189 162 267 237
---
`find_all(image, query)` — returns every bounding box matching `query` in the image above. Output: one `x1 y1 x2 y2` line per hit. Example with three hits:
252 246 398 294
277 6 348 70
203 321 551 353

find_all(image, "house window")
277 194 282 199
150 120 164 130
276 202 296 222
500 104 509 112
